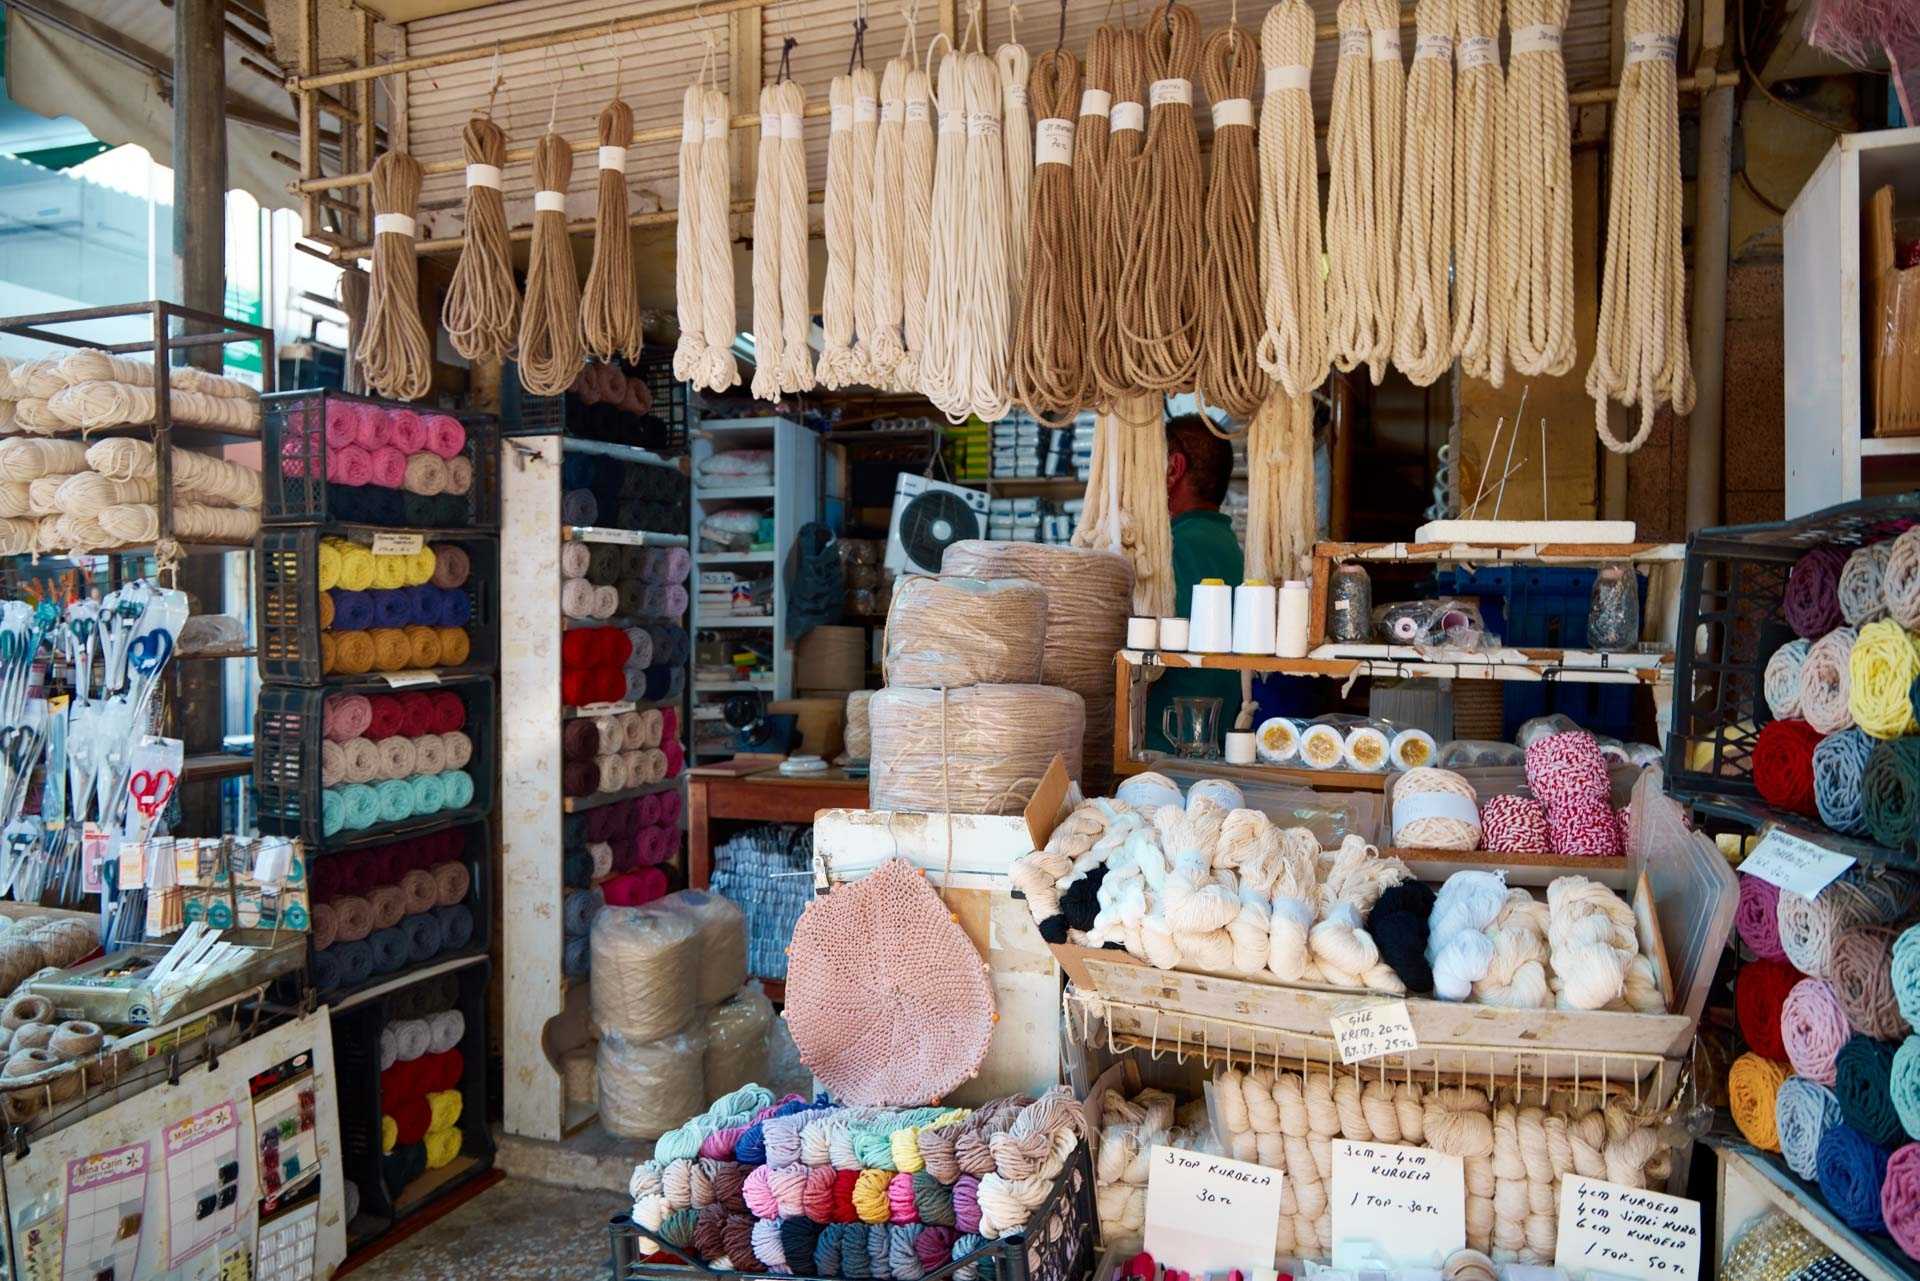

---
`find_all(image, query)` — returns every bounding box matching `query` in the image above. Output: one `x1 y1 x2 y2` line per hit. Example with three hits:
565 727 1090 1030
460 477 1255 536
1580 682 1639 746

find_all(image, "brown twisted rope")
1196 25 1267 420
1011 48 1086 426
1087 25 1147 406
362 150 432 401
441 115 519 363
582 97 642 362
1072 26 1116 410
517 132 586 397
338 267 370 395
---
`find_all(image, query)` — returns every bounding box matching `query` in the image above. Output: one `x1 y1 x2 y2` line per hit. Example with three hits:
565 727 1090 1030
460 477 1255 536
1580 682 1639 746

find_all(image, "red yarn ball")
1736 957 1805 1060
1546 794 1624 857
1481 794 1551 853
1754 718 1825 816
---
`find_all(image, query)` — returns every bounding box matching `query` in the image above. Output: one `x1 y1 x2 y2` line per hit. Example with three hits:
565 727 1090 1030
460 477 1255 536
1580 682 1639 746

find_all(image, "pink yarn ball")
1525 731 1613 807
1882 1143 1920 1260
1737 874 1789 961
1781 977 1850 1085
1481 794 1551 854
1546 794 1625 857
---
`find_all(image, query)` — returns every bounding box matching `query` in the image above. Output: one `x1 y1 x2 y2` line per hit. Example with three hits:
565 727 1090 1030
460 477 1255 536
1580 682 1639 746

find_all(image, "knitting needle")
1467 417 1505 518
1492 387 1530 520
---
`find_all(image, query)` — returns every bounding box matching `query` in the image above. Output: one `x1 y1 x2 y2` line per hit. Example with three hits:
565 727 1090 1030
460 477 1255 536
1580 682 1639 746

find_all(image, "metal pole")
173 0 226 370
1686 82 1735 536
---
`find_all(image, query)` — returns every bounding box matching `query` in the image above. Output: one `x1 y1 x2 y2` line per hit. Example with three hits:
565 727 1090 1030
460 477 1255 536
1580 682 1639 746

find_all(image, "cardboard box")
1869 184 1920 436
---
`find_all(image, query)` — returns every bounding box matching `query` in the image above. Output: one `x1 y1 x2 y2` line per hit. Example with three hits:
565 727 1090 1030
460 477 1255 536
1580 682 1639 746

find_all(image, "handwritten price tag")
1143 1145 1287 1274
1555 1176 1700 1281
381 670 443 689
370 531 425 556
1330 1140 1465 1269
1740 828 1853 898
1331 999 1418 1064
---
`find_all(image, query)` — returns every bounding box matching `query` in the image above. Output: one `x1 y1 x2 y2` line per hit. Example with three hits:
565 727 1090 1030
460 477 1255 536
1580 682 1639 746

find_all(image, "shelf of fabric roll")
561 525 689 546
1714 1140 1920 1281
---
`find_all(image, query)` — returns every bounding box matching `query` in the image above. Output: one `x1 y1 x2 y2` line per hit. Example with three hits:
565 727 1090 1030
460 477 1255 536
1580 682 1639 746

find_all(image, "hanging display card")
1554 1175 1700 1281
1740 828 1853 899
1331 999 1418 1064
1330 1139 1465 1269
163 1100 243 1266
1142 1145 1287 1274
62 1142 149 1281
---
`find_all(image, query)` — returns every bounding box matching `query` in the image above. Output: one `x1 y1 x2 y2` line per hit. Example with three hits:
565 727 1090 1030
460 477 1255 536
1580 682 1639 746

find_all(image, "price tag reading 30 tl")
1331 999 1417 1064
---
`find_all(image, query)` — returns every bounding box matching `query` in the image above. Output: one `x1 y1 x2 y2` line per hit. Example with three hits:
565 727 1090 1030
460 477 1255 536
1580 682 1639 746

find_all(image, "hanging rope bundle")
920 46 970 412
339 267 370 395
1450 0 1505 386
1073 395 1175 616
1089 27 1149 405
896 55 938 390
518 133 586 397
868 57 913 385
1500 0 1574 376
693 84 741 392
774 78 818 394
1000 39 1035 327
1071 26 1116 407
1256 0 1327 399
749 85 786 400
1587 0 1693 453
583 96 642 364
819 71 871 387
441 114 519 363
1012 48 1087 424
1243 391 1316 581
1363 0 1405 381
1323 0 1381 380
962 49 1015 420
1197 25 1267 420
362 151 432 402
848 65 882 381
674 85 711 379
1117 2 1204 394
1392 0 1456 387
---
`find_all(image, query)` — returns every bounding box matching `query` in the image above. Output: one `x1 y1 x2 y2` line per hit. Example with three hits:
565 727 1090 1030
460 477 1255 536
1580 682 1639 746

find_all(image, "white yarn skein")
1545 875 1639 1010
1427 869 1509 1000
1187 778 1245 810
1391 766 1482 849
747 85 786 402
1225 871 1272 975
1472 888 1554 1008
1764 638 1812 719
671 84 709 380
693 86 741 392
817 71 870 387
1266 827 1323 981
1312 835 1411 990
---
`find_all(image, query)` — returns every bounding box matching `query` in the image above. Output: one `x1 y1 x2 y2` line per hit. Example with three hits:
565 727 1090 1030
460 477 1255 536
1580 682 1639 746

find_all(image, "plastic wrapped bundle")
883 577 1049 687
679 890 749 1006
869 685 1085 814
598 1026 710 1139
844 690 874 761
590 899 702 1041
709 825 814 980
705 982 775 1101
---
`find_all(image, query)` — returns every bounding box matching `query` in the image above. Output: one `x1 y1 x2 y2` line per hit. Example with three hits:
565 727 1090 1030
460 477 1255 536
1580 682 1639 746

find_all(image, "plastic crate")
256 527 499 685
261 389 498 529
309 822 492 1002
503 355 689 454
609 1141 1094 1281
1665 494 1920 837
254 679 495 850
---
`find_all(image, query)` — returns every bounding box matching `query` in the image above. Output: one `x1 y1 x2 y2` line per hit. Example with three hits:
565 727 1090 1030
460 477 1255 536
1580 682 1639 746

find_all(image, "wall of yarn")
626 1085 1085 1275
560 793 684 980
562 705 682 802
561 542 691 625
1728 862 1920 1253
1010 773 1664 1012
307 827 480 995
318 538 478 676
318 690 480 837
1212 1067 1673 1261
374 974 471 1194
0 434 261 555
0 350 260 436
560 449 690 536
710 824 815 982
278 396 477 526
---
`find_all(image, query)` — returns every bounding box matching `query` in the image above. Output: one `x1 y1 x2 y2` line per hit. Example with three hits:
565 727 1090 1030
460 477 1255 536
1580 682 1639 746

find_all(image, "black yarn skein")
1369 879 1437 995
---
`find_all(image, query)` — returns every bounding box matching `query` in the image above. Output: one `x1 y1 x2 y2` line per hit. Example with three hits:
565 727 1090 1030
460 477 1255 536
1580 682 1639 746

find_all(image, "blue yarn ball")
1817 1122 1891 1233
1776 1075 1844 1180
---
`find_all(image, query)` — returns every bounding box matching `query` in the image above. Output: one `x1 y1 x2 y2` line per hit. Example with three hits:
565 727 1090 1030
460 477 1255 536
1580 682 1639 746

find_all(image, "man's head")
1165 414 1233 516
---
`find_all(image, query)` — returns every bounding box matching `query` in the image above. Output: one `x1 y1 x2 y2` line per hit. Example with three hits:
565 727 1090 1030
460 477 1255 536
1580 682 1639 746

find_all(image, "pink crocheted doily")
784 857 996 1105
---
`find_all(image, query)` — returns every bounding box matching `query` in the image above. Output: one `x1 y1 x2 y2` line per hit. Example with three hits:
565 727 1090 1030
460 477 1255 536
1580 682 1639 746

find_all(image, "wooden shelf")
1316 540 1686 564
182 752 251 782
562 525 689 546
1121 645 1674 686
1714 1141 1920 1281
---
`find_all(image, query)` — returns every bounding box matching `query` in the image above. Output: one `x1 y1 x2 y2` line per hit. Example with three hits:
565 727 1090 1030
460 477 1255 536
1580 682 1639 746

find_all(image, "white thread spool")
1224 731 1257 765
1256 717 1301 763
1188 580 1234 653
1158 617 1190 651
1344 726 1391 772
1299 724 1346 769
1276 580 1311 658
1232 581 1278 654
1127 616 1160 650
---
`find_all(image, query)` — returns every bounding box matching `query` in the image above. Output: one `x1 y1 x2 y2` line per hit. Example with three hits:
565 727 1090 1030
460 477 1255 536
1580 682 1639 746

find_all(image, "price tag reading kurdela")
1331 999 1417 1064
370 531 425 556
382 670 443 689
1741 827 1854 898
1143 1145 1287 1275
1330 1140 1465 1270
1555 1176 1700 1281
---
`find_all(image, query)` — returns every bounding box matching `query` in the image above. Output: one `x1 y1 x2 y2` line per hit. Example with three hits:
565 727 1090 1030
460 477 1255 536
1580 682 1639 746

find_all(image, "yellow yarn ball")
406 547 437 587
317 541 342 592
336 546 376 592
424 1126 462 1169
371 551 408 591
1848 619 1920 739
381 1114 397 1153
852 1168 892 1223
1728 1052 1788 1151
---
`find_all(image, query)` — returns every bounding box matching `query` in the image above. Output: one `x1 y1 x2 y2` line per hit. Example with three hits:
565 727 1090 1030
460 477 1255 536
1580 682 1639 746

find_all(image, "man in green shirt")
1145 415 1245 754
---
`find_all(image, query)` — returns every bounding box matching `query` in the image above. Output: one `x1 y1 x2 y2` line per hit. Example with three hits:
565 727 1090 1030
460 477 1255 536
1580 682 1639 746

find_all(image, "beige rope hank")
1392 0 1456 387
1323 0 1382 379
848 66 883 382
1501 0 1574 377
1071 395 1174 618
1362 0 1405 382
1012 48 1088 425
518 133 586 397
1071 27 1116 410
1198 23 1269 420
749 84 787 400
1586 0 1693 453
674 84 711 379
583 96 643 364
999 40 1035 332
694 84 742 392
896 61 938 391
441 114 520 363
1256 1 1328 399
86 438 262 508
338 267 370 395
774 78 818 394
45 382 259 434
361 150 433 402
818 71 871 388
1243 391 1316 582
868 57 912 385
1450 0 1506 387
961 50 1015 421
1088 26 1148 406
919 45 970 413
1116 2 1205 395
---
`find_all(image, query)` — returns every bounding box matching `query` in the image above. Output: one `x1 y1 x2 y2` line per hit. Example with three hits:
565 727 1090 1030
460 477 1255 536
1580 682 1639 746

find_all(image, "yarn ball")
1881 1143 1920 1259
1801 627 1859 734
1753 719 1824 816
1765 638 1813 719
1864 738 1920 852
1479 795 1550 854
1729 1052 1789 1150
1786 546 1848 639
1369 879 1436 995
1813 727 1876 836
1734 958 1803 1060
1837 1034 1907 1148
1840 542 1892 626
1524 731 1612 806
1817 1122 1891 1233
1388 768 1481 851
1777 1075 1845 1180
1783 978 1852 1085
1894 925 1920 1032
1737 874 1788 962
1829 927 1912 1043
1546 795 1624 858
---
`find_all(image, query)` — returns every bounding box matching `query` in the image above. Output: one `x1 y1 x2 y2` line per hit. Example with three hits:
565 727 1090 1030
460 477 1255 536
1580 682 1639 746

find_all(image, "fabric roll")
563 489 599 525
435 904 475 951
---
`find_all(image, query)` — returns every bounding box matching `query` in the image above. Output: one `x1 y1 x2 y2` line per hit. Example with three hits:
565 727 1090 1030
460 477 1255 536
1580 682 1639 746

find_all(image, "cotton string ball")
1841 542 1892 626
1886 528 1920 630
1780 869 1920 978
1390 768 1481 850
1734 958 1802 1059
1480 795 1550 854
1864 738 1920 851
1115 772 1183 812
1817 1122 1891 1233
1801 627 1859 733
1838 1034 1906 1148
1730 1053 1790 1150
1187 779 1245 811
1785 546 1848 639
1881 1142 1920 1258
1854 619 1920 738
1777 1076 1845 1180
1829 927 1912 1042
1782 978 1851 1085
1753 719 1823 815
1765 638 1812 719
1813 728 1875 836
1738 874 1789 962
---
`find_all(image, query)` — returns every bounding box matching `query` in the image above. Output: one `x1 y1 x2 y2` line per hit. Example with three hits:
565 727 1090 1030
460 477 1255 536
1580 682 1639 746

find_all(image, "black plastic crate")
503 354 689 455
331 1001 394 1230
1666 494 1920 840
609 1140 1094 1281
262 389 498 529
255 677 495 850
257 527 499 685
309 822 492 1002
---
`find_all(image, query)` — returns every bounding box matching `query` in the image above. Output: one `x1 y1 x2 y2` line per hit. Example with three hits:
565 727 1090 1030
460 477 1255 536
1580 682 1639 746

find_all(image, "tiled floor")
346 1178 622 1279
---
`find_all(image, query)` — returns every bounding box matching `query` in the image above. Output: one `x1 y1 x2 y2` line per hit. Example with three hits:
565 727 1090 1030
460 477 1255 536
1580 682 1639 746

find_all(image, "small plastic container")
1587 561 1641 652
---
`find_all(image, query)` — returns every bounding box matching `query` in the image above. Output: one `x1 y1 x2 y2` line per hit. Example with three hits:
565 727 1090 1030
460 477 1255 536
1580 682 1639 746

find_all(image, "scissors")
129 768 179 822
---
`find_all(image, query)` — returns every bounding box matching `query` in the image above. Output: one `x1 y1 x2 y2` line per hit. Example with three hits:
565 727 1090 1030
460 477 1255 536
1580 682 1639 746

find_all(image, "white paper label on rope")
1511 23 1564 53
1414 33 1454 61
1079 88 1112 117
1149 78 1193 107
1741 827 1855 898
1265 65 1311 93
1389 790 1481 837
1456 35 1499 69
907 98 932 123
1110 101 1145 133
882 100 906 123
1211 98 1255 128
1035 118 1075 166
1340 29 1370 58
370 531 425 556
1625 33 1680 64
967 111 1001 137
373 213 416 238
1330 999 1418 1064
534 190 567 213
703 115 728 139
780 113 805 139
1330 1141 1466 1270
597 145 628 171
855 96 880 123
760 112 780 135
939 110 965 135
831 103 853 131
382 670 443 689
1142 1145 1287 1275
464 163 503 190
1371 30 1402 61
1554 1176 1701 1281
1008 85 1029 109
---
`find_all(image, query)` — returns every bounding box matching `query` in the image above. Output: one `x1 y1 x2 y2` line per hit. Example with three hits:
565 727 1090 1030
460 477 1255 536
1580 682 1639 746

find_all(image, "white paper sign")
1555 1176 1700 1281
381 670 443 688
1741 827 1854 898
370 531 425 556
1330 1140 1465 1269
1143 1145 1287 1275
1332 999 1418 1064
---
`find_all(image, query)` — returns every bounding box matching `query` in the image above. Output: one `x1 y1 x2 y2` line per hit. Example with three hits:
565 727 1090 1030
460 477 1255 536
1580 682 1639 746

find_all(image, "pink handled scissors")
129 768 178 820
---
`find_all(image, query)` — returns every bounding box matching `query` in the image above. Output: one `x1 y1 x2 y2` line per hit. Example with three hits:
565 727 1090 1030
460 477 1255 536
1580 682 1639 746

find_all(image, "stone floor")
345 1178 625 1279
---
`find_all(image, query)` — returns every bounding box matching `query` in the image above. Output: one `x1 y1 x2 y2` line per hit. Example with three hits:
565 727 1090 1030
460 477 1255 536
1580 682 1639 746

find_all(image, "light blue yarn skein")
1892 925 1920 1030
1891 1036 1920 1142
1777 1075 1845 1179
1814 728 1876 836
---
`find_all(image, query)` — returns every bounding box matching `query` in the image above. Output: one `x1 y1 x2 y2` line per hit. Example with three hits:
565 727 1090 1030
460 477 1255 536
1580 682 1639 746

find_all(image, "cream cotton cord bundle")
674 84 712 379
1196 24 1268 420
749 85 787 401
896 55 938 390
693 84 741 392
441 113 519 362
1088 27 1149 406
1500 0 1573 376
1011 47 1088 425
774 77 817 395
1392 0 1456 387
1256 0 1329 398
1073 396 1175 616
518 132 586 397
1071 27 1116 407
849 66 883 381
362 150 433 401
867 57 912 385
583 96 642 364
1586 0 1693 452
961 50 1015 421
919 44 970 413
1450 0 1505 386
1361 0 1405 381
1241 392 1316 581
1000 38 1034 327
818 68 875 388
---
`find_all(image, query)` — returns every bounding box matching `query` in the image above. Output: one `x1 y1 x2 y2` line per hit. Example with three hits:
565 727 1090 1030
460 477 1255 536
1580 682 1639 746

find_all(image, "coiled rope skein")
441 113 519 362
581 96 642 364
362 151 432 401
517 133 586 397
1256 1 1327 398
1500 0 1574 377
1011 47 1089 424
1195 24 1268 419
1449 0 1505 387
1391 0 1456 387
1322 0 1381 379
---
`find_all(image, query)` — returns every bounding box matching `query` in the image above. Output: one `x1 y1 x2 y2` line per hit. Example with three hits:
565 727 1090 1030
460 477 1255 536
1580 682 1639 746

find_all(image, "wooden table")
687 763 870 1004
